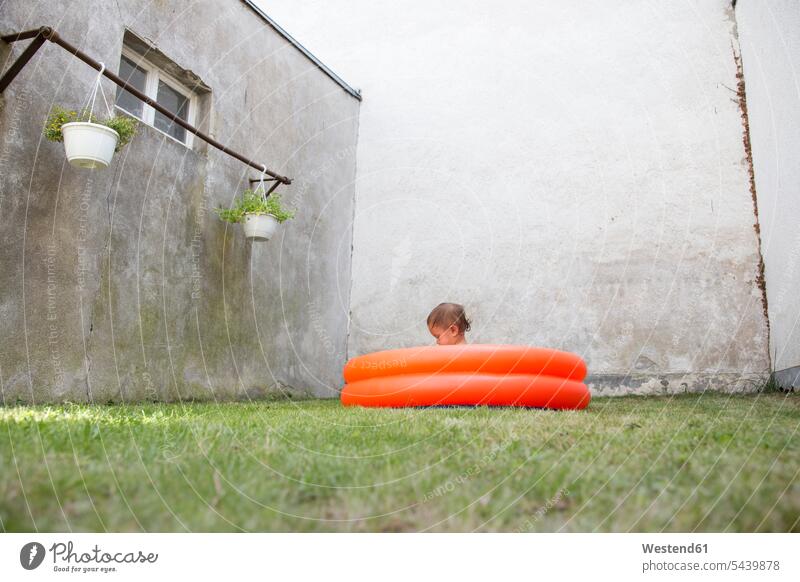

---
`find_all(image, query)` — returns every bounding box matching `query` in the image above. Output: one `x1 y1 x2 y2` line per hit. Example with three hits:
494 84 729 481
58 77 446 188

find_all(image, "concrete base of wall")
587 372 769 397
772 366 800 392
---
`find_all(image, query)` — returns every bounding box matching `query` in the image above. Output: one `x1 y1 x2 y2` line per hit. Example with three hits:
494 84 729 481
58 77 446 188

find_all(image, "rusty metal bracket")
265 180 281 196
247 176 282 197
0 26 292 185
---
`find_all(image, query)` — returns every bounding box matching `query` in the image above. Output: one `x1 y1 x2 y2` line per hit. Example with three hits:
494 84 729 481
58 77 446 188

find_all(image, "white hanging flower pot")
243 213 280 241
216 184 295 242
61 122 119 169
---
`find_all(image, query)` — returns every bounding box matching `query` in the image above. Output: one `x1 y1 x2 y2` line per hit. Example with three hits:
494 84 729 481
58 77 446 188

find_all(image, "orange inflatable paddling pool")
340 345 590 410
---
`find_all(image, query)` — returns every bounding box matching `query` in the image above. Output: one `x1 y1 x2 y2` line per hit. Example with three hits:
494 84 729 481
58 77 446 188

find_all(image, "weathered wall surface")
736 0 800 390
264 0 771 394
0 1 360 402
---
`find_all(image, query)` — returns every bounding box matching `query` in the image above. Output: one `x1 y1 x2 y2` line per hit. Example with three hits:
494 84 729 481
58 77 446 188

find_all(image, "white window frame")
116 47 197 148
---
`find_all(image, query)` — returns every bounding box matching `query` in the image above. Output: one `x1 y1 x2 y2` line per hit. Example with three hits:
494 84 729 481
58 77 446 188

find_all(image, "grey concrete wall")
0 0 360 403
736 0 800 390
263 0 771 395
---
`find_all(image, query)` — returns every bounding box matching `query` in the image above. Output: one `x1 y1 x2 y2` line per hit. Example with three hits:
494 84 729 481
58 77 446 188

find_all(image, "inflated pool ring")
342 373 590 409
341 345 590 410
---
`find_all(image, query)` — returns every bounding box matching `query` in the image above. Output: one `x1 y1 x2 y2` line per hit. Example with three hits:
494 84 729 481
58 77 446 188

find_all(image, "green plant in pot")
216 189 296 241
44 105 138 169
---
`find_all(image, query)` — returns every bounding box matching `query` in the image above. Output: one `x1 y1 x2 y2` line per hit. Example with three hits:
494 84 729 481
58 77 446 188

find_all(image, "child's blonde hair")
426 303 471 335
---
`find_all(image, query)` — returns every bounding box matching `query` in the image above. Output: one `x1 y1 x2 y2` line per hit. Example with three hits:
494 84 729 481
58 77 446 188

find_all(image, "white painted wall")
261 0 771 391
736 0 800 383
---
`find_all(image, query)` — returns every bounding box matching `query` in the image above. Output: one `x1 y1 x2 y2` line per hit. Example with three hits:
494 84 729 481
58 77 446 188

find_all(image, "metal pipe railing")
0 26 292 184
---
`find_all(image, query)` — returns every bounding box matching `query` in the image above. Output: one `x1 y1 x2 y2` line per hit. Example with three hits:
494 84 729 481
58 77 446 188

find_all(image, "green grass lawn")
1 393 798 532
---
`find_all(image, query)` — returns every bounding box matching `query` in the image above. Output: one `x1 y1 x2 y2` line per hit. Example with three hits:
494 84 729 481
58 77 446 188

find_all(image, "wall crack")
731 36 771 371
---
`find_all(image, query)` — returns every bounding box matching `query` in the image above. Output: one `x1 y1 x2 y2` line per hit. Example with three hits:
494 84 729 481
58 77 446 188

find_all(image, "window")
116 55 147 118
115 47 196 146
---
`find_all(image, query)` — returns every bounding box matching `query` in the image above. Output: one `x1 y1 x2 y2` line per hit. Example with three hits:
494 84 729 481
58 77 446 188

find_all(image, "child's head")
427 303 471 345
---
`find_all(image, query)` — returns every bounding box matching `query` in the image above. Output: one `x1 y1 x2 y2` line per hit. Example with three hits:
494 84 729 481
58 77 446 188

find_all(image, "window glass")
153 80 189 142
115 55 147 118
